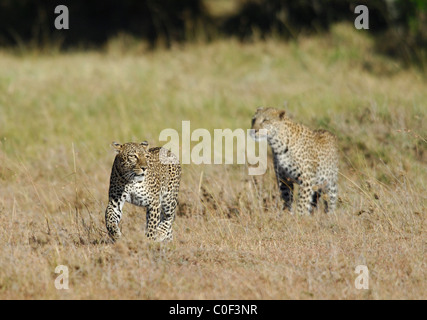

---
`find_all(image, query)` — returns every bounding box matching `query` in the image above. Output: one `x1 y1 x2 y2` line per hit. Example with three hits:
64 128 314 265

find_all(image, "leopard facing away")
105 141 181 242
251 107 338 215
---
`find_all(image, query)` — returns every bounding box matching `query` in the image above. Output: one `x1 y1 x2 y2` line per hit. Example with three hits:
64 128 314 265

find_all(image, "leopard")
105 141 181 242
251 107 338 215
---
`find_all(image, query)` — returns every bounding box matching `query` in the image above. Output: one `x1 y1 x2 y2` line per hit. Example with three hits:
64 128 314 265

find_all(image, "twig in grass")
338 171 403 236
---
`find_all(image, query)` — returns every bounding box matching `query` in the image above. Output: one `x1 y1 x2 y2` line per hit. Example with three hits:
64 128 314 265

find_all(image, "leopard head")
112 141 149 182
250 107 286 141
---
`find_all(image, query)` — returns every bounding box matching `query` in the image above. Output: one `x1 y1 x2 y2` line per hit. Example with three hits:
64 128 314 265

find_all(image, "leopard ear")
256 106 264 112
112 141 122 153
140 141 149 150
278 110 286 120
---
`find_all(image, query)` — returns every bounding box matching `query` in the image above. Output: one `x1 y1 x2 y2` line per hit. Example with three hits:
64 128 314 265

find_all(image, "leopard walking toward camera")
105 141 181 242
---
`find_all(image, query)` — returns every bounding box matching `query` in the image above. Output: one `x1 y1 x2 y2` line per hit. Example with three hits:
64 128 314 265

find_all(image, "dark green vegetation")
0 0 425 66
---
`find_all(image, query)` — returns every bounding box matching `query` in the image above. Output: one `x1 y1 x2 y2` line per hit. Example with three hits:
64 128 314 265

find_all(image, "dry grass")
0 24 425 299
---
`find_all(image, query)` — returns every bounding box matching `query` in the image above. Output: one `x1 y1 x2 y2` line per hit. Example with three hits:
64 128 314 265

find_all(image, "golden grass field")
0 24 425 299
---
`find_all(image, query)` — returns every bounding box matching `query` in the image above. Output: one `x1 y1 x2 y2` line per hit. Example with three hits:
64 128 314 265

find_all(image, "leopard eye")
128 154 138 161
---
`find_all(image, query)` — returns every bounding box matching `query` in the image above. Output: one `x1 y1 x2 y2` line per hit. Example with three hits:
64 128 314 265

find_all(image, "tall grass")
0 24 425 299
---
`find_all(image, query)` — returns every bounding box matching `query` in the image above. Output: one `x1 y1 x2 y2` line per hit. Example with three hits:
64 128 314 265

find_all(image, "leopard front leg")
277 176 294 211
296 171 316 215
105 197 125 241
145 200 162 240
156 195 178 242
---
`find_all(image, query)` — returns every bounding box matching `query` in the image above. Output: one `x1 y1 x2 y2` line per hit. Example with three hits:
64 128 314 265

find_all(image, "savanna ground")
0 24 426 299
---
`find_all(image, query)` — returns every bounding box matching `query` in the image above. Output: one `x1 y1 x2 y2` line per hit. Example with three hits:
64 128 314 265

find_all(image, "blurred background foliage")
0 0 425 66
